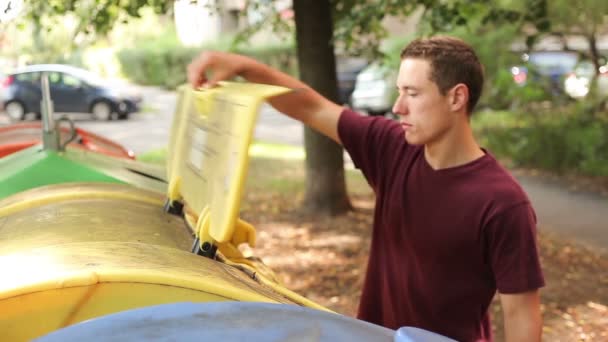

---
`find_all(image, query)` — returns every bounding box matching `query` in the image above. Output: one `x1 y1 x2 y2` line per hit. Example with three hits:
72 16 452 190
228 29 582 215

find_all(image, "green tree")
23 0 169 35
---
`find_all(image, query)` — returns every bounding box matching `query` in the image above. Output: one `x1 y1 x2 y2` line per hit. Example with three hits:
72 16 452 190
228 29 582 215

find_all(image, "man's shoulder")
339 108 408 153
339 109 402 134
475 154 532 211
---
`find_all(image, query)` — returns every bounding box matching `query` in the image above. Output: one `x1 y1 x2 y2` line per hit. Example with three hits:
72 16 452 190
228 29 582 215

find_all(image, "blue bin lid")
36 302 456 342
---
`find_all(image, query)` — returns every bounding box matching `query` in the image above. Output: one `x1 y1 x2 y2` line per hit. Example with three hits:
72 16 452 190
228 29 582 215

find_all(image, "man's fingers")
187 51 239 89
206 70 234 88
187 53 212 87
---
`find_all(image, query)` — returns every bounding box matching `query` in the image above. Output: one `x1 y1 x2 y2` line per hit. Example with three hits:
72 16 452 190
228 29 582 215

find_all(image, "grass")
137 141 369 195
137 141 306 165
136 147 168 164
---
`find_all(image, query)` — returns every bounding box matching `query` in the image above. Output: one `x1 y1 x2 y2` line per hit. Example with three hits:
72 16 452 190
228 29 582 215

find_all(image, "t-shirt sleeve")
338 108 404 188
485 202 545 294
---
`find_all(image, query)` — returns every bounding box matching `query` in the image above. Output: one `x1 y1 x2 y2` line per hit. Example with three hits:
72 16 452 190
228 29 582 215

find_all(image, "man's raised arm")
188 51 344 144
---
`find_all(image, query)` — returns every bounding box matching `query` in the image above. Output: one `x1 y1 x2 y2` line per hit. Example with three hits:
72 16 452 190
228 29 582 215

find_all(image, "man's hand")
500 290 542 342
187 51 344 144
187 51 252 89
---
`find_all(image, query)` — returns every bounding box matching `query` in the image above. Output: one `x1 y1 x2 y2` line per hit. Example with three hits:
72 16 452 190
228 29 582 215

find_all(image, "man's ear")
449 83 469 113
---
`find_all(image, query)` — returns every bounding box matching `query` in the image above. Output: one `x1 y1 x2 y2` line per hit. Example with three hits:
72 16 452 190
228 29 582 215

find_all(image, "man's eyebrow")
396 85 420 91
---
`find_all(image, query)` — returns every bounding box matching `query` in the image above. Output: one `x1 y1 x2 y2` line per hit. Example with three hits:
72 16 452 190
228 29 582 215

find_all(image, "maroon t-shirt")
338 109 545 341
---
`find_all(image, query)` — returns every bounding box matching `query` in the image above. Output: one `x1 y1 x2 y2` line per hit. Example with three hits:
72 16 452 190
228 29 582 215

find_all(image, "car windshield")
67 68 106 86
528 52 578 75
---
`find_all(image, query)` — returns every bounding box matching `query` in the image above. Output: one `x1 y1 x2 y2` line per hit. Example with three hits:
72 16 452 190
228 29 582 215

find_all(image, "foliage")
228 0 550 62
330 0 419 60
547 0 608 53
1 14 86 67
380 34 416 68
544 0 608 108
484 68 554 110
11 0 555 67
10 0 558 89
116 27 199 88
116 29 297 89
22 0 170 36
474 107 608 177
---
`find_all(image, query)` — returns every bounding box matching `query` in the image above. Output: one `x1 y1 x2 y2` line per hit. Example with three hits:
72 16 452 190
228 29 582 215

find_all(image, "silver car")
351 63 397 116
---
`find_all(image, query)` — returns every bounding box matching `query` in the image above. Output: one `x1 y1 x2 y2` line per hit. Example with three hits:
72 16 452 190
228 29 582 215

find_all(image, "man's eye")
408 93 418 97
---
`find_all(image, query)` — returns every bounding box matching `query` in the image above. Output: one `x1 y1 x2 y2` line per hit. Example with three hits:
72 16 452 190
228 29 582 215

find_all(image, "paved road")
1 85 606 251
77 86 304 154
516 175 608 251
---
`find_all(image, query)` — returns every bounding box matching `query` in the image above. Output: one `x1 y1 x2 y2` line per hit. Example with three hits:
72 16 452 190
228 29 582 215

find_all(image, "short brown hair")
401 36 484 114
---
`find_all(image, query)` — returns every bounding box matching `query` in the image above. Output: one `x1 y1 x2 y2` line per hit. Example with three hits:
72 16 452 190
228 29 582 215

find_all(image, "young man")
187 36 544 342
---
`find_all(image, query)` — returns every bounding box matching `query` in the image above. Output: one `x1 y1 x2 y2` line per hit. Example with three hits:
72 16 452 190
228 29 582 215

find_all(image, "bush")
474 106 608 177
116 29 200 89
486 68 555 110
117 29 297 89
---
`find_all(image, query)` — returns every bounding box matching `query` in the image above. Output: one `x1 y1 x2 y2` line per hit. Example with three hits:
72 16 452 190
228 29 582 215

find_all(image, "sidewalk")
514 172 608 252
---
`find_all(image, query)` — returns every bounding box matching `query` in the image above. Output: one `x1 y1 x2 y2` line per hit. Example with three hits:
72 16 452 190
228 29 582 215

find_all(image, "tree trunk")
586 32 606 114
293 0 351 215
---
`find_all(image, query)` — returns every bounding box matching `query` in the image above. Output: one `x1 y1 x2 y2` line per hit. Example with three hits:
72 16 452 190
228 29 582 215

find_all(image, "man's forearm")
188 51 344 143
504 312 542 342
239 57 343 143
501 291 542 342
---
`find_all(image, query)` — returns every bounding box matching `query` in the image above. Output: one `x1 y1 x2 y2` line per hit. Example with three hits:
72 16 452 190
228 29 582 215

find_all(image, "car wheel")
5 101 26 121
91 101 113 121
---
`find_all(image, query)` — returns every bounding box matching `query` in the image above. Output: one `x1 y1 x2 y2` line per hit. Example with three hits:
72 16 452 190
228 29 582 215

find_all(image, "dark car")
1 64 142 121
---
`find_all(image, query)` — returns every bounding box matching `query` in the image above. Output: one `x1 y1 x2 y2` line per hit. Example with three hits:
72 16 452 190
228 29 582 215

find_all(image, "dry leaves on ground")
241 175 608 341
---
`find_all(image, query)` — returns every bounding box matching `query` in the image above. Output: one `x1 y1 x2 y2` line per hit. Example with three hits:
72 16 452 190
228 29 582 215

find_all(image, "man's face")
392 58 454 146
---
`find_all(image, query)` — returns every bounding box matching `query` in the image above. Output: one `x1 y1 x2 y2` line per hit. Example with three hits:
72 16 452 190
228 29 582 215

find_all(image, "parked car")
351 63 397 116
336 57 369 105
510 51 579 95
563 60 608 99
1 64 142 121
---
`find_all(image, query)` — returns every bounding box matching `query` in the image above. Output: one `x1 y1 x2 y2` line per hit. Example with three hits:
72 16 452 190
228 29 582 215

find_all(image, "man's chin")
404 133 423 146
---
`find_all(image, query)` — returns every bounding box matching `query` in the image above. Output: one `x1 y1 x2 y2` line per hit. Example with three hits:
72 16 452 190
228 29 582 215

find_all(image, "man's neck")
424 121 484 170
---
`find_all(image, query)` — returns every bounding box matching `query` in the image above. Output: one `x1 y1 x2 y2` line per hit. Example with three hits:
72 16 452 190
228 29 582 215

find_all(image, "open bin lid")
167 82 290 244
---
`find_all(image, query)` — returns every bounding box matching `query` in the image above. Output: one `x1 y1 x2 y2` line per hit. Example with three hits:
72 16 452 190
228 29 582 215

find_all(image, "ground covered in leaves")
241 157 608 341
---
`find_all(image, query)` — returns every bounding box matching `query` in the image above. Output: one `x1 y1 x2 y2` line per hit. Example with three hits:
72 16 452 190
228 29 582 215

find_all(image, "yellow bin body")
0 183 294 341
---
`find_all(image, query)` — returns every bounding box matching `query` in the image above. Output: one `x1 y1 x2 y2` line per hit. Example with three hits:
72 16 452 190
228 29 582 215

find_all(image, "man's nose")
392 95 408 116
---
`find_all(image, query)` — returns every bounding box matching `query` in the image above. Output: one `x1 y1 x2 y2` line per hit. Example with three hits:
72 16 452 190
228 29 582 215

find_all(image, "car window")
62 74 83 88
47 72 62 85
574 61 595 77
15 72 41 84
528 52 578 75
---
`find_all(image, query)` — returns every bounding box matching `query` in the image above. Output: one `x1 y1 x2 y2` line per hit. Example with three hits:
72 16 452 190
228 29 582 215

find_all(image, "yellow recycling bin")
0 83 328 341
0 183 295 341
